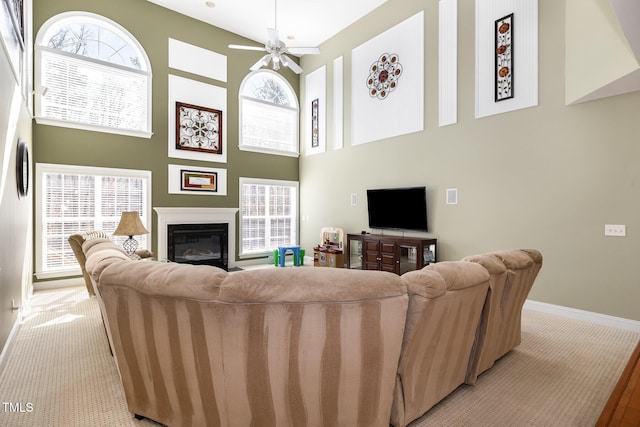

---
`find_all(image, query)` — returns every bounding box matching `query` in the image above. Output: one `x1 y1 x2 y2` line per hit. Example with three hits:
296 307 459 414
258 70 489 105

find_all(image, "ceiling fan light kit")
228 0 319 74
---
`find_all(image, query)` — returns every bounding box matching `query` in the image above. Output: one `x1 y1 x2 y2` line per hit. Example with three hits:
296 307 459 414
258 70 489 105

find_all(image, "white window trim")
35 163 152 279
238 177 299 258
238 70 299 157
34 11 153 139
237 142 300 158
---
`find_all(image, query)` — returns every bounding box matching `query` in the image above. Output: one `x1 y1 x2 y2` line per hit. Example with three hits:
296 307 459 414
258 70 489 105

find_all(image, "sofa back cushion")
97 265 407 427
219 267 406 302
96 259 228 300
391 261 490 427
217 267 408 427
95 260 229 427
462 249 542 385
68 231 110 295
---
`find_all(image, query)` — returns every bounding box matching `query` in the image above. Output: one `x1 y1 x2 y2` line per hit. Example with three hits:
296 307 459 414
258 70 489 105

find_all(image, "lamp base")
122 236 139 256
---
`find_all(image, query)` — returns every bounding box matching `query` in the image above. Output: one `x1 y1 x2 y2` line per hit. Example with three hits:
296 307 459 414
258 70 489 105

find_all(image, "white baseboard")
33 277 84 291
525 299 640 333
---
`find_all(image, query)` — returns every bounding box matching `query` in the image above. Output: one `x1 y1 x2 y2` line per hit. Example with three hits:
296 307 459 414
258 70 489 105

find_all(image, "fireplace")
168 223 228 270
154 207 239 269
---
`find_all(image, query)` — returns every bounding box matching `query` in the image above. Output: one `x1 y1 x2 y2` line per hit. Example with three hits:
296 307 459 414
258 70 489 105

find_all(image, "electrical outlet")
604 224 626 237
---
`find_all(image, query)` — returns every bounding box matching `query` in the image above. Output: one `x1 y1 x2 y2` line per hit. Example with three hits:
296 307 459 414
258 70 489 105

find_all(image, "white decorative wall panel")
168 164 227 196
351 11 424 146
439 0 458 127
333 56 344 150
304 65 326 155
168 74 227 163
168 38 227 82
475 0 538 118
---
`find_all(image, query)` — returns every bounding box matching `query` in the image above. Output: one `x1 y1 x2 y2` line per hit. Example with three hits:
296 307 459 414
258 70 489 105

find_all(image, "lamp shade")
113 212 149 237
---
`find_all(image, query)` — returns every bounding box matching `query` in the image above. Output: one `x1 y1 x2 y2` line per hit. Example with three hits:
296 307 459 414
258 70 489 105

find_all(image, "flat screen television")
367 186 428 232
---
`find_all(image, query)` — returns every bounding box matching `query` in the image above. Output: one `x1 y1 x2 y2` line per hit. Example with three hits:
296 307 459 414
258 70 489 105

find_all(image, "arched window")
239 70 299 156
35 12 152 138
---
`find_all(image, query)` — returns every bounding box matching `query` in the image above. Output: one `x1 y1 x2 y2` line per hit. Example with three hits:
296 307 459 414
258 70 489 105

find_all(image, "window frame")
34 11 153 138
238 177 299 258
238 70 299 157
35 163 152 280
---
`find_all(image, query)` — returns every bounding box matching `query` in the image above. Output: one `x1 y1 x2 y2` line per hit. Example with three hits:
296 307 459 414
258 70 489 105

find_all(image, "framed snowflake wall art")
176 102 223 154
495 13 513 102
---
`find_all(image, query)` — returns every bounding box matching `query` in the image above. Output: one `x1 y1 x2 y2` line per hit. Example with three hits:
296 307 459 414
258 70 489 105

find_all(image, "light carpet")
0 287 637 427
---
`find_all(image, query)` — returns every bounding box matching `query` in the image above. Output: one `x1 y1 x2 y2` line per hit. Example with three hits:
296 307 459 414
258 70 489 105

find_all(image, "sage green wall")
299 0 640 321
32 0 299 260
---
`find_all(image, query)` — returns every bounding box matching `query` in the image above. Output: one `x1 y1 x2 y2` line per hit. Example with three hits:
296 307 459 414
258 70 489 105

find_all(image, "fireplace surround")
154 207 238 268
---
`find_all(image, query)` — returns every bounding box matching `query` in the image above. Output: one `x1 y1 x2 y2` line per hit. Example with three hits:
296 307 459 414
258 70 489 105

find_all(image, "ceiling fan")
228 0 320 74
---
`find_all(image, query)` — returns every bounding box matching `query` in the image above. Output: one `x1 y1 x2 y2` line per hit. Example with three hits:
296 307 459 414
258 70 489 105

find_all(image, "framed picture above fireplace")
168 164 227 196
180 169 217 192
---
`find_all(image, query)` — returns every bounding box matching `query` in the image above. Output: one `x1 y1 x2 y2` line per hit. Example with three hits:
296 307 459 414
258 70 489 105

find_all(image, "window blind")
40 48 149 133
240 98 298 154
240 180 298 255
39 167 149 275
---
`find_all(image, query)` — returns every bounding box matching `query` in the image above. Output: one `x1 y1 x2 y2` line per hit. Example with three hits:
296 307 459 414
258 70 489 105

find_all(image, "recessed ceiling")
146 0 387 50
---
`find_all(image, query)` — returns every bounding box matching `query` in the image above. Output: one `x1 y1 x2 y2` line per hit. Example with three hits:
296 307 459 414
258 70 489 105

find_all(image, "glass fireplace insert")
167 223 228 270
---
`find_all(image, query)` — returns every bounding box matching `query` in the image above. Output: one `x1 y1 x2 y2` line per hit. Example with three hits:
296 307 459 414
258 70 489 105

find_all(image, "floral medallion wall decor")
311 98 319 148
495 13 513 102
180 169 218 193
176 102 223 154
366 53 403 100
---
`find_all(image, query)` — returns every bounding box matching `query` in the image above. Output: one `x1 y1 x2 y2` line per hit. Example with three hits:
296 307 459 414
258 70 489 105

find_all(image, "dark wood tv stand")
346 233 437 275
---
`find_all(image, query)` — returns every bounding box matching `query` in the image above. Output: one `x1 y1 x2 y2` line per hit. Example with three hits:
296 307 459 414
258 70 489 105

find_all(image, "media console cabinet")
346 233 437 275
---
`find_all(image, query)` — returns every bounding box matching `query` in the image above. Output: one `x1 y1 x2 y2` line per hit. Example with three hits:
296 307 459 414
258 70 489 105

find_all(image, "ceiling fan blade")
229 44 266 52
288 47 320 55
267 28 280 45
250 54 272 71
282 54 303 74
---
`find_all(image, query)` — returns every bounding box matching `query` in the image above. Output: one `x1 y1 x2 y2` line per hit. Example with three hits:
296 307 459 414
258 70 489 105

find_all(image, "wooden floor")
596 340 640 427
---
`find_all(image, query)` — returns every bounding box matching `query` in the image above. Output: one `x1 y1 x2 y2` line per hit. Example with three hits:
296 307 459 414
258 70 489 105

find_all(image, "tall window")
239 70 299 156
35 164 152 279
34 12 152 138
239 178 298 257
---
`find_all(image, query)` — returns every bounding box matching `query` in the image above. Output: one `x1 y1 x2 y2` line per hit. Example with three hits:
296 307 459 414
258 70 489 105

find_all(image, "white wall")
0 0 33 353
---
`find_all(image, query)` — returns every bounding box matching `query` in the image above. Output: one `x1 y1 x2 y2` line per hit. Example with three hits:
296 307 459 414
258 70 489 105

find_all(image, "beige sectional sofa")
78 235 541 427
462 249 543 385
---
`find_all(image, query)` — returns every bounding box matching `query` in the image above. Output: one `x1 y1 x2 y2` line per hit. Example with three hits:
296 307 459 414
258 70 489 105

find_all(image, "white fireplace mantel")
154 207 238 267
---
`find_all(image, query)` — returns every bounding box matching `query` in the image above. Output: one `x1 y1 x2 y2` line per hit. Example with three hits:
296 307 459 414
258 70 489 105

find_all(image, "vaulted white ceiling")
146 0 387 50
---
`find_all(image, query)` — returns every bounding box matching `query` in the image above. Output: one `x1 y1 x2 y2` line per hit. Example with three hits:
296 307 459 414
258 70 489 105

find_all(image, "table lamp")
113 211 149 256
